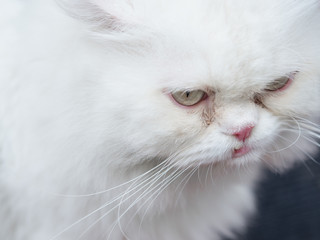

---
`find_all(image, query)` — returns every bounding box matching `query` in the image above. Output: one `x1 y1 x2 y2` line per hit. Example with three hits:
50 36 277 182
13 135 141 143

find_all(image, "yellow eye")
265 75 294 92
171 90 206 106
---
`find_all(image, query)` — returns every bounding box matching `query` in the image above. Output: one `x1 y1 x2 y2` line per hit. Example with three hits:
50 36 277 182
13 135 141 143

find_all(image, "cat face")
63 0 320 170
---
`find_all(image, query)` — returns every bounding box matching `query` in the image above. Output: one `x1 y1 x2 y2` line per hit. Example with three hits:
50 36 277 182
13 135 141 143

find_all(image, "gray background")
228 154 320 240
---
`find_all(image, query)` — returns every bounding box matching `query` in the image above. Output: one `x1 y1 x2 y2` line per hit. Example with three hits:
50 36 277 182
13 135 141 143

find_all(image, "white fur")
0 0 320 239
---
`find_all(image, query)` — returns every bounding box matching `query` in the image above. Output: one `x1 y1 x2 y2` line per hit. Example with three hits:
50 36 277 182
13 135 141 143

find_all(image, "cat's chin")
176 143 265 169
178 151 262 170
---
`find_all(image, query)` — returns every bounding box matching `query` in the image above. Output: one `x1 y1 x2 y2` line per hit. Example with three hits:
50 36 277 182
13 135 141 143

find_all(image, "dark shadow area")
228 154 320 240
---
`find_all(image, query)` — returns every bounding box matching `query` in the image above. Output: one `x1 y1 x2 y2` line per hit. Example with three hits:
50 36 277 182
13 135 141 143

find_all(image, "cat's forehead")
143 0 311 91
158 48 267 95
106 0 317 92
155 23 279 93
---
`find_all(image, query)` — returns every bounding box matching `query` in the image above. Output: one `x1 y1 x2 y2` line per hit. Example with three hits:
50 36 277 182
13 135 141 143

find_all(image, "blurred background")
227 154 320 240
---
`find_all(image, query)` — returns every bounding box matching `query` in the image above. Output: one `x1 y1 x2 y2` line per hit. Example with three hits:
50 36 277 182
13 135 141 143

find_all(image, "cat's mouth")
232 145 251 158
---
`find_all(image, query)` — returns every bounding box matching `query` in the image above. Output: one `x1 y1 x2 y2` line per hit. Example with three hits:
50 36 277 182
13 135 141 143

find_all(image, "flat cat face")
62 0 320 171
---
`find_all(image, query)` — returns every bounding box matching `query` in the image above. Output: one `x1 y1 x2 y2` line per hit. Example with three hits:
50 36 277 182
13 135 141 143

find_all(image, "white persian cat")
0 0 320 239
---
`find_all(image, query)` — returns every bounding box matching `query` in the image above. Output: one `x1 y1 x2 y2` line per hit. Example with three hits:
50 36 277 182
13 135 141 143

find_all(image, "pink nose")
233 126 254 142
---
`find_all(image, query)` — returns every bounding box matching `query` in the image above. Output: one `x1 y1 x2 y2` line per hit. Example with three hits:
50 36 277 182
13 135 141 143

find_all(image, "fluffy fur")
0 0 320 239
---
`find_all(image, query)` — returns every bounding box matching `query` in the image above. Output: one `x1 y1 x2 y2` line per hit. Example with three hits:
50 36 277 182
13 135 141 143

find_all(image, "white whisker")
137 170 186 237
270 117 301 153
51 160 169 198
136 165 199 235
295 145 320 166
303 136 320 148
173 166 199 208
83 163 177 239
50 160 172 240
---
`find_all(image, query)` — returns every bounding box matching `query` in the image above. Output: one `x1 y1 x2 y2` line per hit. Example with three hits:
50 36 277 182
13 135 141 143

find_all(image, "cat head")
60 0 320 171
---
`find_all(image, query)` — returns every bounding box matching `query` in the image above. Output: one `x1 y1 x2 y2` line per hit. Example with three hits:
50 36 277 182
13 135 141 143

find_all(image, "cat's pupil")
186 91 190 98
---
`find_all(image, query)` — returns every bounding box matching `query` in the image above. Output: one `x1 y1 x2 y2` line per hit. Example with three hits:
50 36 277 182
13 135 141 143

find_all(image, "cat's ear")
58 0 137 33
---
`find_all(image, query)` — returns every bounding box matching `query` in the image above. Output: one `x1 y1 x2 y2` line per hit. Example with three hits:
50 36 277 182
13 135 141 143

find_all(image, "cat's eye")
265 74 294 92
171 90 206 106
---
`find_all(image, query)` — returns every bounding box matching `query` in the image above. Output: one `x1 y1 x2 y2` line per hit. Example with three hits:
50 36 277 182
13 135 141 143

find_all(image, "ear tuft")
57 0 136 32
